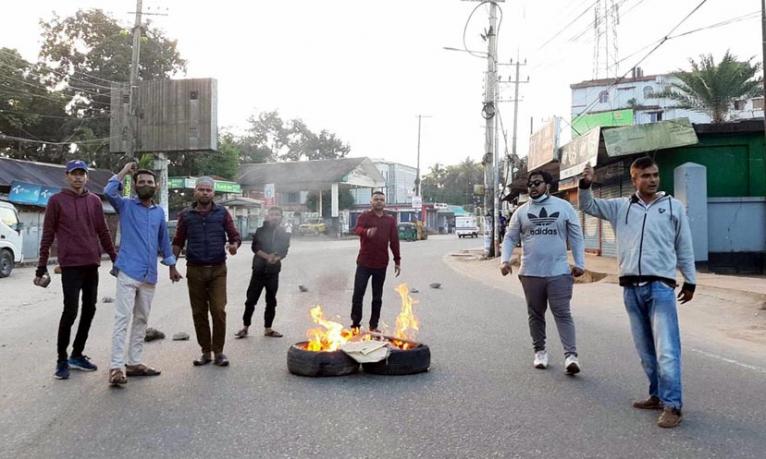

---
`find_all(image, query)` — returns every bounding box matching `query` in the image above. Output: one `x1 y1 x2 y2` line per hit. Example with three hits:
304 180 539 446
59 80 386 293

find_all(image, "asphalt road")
1 235 765 458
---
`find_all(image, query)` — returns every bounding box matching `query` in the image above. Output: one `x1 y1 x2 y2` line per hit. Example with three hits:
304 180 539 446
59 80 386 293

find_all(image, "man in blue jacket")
104 162 181 387
579 157 696 428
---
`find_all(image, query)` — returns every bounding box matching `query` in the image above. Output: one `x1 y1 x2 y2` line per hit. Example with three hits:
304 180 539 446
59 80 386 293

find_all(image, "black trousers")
243 271 279 328
350 265 387 329
58 266 99 362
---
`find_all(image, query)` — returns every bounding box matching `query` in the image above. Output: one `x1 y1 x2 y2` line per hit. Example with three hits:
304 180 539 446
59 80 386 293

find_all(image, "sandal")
264 329 283 338
109 368 127 386
234 328 248 339
125 364 161 377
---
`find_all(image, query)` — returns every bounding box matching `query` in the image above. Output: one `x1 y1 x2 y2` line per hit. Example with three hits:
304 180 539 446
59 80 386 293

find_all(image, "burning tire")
362 344 431 375
287 341 359 377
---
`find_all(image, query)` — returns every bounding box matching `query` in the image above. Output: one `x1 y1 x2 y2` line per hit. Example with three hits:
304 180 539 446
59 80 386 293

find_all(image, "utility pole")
126 0 169 218
415 114 432 197
124 0 143 197
498 54 529 178
415 114 431 224
480 1 499 258
510 56 527 161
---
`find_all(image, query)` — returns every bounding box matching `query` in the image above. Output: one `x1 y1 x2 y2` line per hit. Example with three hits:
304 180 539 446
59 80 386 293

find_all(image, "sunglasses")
527 180 545 188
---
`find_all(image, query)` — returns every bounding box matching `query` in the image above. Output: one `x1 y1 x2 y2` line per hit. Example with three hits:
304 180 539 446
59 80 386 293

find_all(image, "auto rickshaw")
398 222 418 241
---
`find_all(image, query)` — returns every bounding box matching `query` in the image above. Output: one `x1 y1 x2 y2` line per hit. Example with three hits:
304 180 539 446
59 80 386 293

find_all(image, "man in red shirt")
350 191 401 332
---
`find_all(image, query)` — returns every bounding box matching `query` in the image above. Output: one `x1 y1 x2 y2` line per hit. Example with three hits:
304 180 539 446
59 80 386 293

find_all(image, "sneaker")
533 350 548 369
349 325 361 335
657 407 683 428
369 328 381 334
564 355 581 375
54 361 70 380
69 355 98 372
632 395 663 410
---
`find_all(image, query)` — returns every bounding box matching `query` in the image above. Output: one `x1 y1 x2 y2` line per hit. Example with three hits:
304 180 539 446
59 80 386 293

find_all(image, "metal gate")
600 184 622 257
582 208 600 252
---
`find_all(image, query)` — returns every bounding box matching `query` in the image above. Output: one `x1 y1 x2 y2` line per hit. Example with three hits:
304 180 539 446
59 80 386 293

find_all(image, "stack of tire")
287 341 430 377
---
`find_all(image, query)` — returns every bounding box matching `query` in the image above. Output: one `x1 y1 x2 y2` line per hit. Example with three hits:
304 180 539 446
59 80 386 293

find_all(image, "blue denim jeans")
623 281 683 410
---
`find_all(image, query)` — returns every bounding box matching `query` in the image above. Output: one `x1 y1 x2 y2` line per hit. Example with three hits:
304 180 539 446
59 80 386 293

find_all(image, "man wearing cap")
172 176 241 367
104 162 182 386
36 160 117 380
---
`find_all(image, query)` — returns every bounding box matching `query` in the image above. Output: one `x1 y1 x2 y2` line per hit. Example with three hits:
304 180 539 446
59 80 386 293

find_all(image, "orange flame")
394 283 419 346
305 305 354 352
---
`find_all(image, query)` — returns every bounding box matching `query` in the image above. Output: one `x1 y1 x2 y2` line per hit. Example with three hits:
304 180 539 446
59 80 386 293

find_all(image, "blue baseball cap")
65 160 89 173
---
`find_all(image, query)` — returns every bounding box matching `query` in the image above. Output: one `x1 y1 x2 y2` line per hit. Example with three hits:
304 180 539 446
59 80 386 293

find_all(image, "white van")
0 201 24 277
455 215 479 238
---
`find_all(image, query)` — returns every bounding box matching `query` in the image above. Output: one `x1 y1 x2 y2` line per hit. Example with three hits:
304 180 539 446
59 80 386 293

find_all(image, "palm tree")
658 51 762 123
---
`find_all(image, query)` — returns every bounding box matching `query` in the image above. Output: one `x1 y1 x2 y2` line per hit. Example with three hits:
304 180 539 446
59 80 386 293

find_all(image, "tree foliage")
240 110 351 162
421 158 483 209
657 50 763 123
0 9 186 168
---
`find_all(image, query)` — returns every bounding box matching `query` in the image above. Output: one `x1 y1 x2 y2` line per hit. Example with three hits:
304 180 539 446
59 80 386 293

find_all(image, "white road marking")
689 347 766 374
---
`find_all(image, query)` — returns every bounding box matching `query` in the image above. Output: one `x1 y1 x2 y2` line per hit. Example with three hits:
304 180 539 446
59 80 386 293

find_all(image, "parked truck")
0 201 24 277
455 215 479 238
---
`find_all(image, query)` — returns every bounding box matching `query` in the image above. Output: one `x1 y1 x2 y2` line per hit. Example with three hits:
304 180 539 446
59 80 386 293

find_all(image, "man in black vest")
173 177 241 367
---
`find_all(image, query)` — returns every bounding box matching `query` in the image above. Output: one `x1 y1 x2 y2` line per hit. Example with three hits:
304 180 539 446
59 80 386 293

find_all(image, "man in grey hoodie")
500 170 585 375
579 156 695 429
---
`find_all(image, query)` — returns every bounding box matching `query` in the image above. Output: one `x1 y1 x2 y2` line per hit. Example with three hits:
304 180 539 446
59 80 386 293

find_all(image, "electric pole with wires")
479 0 501 258
125 0 170 218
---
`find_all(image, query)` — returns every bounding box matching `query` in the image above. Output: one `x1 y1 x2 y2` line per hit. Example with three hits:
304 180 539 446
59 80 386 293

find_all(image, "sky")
2 0 762 172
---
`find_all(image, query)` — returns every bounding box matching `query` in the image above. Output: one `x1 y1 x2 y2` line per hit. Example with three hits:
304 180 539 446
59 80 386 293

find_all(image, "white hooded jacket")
579 186 696 287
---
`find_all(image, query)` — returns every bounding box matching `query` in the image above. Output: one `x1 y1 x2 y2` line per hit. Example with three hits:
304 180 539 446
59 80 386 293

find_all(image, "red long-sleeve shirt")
38 189 117 269
354 210 400 269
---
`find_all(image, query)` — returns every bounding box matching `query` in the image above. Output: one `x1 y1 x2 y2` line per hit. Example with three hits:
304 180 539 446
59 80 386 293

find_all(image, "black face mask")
136 186 155 200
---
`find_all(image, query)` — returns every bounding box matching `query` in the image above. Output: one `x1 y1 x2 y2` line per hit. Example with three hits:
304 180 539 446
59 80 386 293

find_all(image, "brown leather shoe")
657 407 683 428
632 395 663 410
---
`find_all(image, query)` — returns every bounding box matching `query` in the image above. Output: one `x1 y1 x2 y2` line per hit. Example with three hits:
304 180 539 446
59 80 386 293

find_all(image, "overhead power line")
571 0 712 126
0 133 113 146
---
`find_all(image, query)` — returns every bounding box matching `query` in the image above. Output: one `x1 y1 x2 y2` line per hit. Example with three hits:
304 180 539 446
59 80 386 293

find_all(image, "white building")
350 160 417 206
570 67 764 129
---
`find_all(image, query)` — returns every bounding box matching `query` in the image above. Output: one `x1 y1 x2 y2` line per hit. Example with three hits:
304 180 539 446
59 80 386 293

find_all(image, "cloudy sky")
3 0 761 171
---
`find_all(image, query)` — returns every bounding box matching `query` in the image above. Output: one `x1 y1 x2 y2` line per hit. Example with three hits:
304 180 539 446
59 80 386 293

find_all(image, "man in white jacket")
579 156 696 429
500 170 586 375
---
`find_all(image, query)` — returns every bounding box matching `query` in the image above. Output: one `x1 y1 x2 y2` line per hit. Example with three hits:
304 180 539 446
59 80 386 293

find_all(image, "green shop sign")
168 177 241 193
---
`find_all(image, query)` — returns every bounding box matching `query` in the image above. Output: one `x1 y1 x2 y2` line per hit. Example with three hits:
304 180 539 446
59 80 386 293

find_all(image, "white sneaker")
533 350 548 369
565 355 581 375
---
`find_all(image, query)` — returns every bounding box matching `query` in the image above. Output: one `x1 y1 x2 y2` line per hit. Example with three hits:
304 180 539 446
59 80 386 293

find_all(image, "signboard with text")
167 177 241 193
603 118 698 157
527 117 560 171
559 127 601 180
9 181 61 207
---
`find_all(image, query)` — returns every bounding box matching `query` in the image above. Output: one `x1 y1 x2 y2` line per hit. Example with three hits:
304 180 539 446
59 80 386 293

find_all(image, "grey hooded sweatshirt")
579 186 696 288
502 194 585 277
